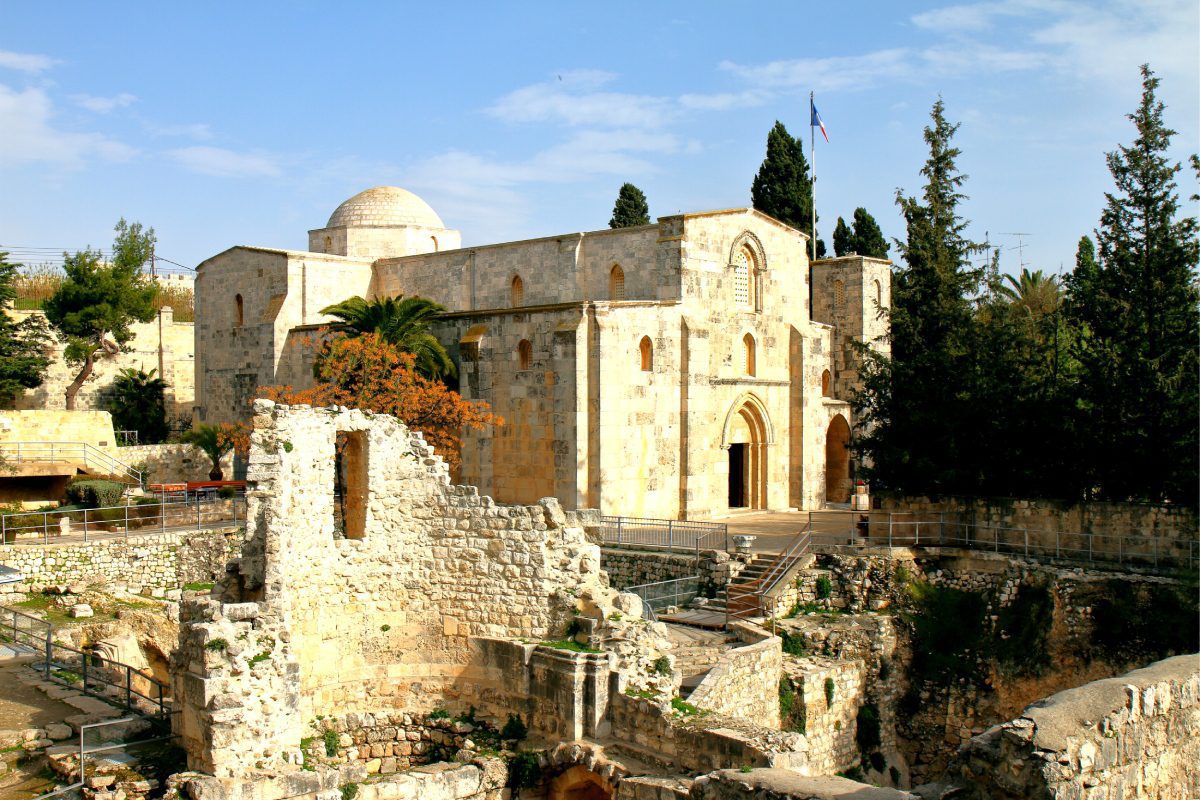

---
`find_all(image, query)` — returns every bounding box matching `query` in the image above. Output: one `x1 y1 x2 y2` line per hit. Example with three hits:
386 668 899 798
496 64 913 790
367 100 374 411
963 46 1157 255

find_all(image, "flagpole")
810 91 817 264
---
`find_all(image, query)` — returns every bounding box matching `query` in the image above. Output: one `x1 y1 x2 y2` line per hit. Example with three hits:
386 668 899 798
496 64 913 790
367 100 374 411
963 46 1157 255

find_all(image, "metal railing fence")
0 606 168 718
30 716 176 800
0 441 143 485
599 516 727 555
1 495 246 546
621 576 702 621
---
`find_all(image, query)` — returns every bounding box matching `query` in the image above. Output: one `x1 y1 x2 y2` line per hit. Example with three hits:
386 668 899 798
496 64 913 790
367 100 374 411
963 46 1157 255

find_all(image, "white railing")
599 516 728 554
0 441 143 484
1 495 246 545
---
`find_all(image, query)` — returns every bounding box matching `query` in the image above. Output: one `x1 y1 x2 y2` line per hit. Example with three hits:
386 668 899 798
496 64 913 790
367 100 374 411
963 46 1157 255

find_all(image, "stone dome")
326 186 444 229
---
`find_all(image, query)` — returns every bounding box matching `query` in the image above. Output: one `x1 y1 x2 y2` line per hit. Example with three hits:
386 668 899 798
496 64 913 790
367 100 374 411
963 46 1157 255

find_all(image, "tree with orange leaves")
257 333 499 470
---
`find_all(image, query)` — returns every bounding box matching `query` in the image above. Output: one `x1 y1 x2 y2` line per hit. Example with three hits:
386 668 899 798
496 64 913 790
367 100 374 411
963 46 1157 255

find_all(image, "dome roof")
326 186 444 229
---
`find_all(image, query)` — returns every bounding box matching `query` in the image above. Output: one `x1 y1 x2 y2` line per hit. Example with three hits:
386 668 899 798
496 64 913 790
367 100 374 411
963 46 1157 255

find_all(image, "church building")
194 187 889 519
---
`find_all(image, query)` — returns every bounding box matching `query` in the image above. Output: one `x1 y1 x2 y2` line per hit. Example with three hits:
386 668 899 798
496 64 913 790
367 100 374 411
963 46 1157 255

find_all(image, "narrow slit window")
334 430 369 540
518 339 532 370
610 265 625 301
743 334 756 377
639 336 653 371
822 369 832 397
235 294 244 327
511 275 524 307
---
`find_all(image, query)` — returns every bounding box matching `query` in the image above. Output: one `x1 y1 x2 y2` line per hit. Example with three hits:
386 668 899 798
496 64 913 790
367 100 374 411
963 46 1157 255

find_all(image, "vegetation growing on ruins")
1089 580 1199 663
43 219 160 410
903 580 988 681
854 65 1199 505
0 251 51 407
993 583 1053 676
609 182 651 228
259 333 500 471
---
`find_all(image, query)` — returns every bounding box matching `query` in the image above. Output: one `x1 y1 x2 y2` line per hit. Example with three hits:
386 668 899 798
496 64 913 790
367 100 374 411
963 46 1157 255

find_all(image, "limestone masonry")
194 186 890 517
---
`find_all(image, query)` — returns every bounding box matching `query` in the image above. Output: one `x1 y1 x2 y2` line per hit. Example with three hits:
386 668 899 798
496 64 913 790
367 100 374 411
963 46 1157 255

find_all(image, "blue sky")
1 1 1196 278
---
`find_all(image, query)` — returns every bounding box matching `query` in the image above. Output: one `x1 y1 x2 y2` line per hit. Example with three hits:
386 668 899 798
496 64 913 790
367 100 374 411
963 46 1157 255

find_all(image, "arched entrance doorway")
724 396 770 510
825 414 851 504
549 766 614 800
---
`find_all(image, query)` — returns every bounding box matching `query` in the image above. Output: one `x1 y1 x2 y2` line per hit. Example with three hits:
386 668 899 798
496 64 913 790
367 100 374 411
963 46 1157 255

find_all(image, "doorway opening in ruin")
548 766 614 800
825 413 851 504
724 397 769 510
334 430 369 539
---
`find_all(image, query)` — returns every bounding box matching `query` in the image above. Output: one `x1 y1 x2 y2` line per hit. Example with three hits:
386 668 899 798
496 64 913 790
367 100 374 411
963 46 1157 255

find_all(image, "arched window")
821 369 832 397
733 246 761 310
639 336 653 371
833 279 846 311
511 275 524 307
742 334 756 377
518 339 532 370
609 264 625 301
873 279 882 308
235 294 244 327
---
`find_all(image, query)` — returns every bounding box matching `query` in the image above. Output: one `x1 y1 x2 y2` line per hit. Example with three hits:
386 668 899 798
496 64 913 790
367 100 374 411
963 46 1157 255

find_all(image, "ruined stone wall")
11 308 195 419
172 401 612 776
687 624 782 728
0 527 241 591
946 654 1200 800
117 443 235 483
782 657 866 775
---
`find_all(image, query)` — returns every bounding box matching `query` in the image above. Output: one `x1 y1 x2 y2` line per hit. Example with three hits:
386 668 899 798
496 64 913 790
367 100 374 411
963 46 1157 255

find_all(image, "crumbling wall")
172 401 613 777
944 654 1200 799
687 623 782 728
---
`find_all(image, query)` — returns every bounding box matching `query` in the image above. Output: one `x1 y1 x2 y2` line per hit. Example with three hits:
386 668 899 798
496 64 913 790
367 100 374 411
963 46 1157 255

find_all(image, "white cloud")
720 49 916 93
0 84 135 167
678 90 771 111
144 121 213 140
0 49 59 73
169 146 282 178
72 92 137 113
488 71 675 129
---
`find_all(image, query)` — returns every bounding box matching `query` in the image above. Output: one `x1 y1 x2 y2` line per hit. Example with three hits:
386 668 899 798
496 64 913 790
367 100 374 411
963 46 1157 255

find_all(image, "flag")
811 99 829 143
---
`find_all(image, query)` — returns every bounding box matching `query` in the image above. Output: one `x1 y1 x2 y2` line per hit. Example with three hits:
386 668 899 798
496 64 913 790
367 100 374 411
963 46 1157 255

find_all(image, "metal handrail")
599 516 728 555
30 716 175 800
1 605 169 718
621 575 702 621
0 441 143 485
1 494 246 546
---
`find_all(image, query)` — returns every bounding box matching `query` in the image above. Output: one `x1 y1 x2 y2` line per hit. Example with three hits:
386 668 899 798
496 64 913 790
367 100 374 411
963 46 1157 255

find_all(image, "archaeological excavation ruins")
6 399 1191 800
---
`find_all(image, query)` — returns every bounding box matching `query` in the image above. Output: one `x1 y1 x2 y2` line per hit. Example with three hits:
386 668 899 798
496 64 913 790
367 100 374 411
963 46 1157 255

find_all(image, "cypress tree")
851 208 889 259
751 121 825 255
1065 65 1199 503
854 99 985 494
609 183 651 228
833 217 854 256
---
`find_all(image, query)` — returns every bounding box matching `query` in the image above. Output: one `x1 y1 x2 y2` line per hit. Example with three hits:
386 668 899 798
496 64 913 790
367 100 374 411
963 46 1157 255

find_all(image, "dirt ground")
0 661 78 730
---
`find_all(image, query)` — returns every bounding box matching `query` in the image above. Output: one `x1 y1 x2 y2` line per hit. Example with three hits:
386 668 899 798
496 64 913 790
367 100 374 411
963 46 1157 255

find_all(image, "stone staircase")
666 624 737 699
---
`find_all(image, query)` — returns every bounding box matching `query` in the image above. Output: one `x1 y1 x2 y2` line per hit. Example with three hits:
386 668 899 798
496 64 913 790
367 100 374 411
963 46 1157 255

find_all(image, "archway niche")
825 414 851 504
724 397 770 510
548 766 614 800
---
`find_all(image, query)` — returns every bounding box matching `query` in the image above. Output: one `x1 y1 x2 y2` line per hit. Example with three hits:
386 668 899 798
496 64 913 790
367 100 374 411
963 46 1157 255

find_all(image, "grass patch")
540 639 600 653
324 729 339 757
248 651 272 667
624 687 658 700
54 669 82 684
670 697 700 716
183 582 214 591
204 638 228 652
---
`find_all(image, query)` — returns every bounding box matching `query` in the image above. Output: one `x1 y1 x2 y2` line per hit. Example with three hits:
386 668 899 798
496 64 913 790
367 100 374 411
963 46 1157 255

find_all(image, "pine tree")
854 99 985 494
609 183 650 228
0 252 52 407
1066 65 1199 503
44 219 159 409
833 217 854 256
751 121 825 255
851 208 889 259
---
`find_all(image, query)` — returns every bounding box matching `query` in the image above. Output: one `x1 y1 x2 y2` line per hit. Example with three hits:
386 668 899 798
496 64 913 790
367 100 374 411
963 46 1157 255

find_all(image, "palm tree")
319 294 455 379
181 423 235 480
107 368 169 443
997 269 1061 319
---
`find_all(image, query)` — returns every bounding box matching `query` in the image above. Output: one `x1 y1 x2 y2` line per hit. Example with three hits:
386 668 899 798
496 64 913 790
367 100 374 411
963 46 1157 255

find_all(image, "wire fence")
1 495 246 546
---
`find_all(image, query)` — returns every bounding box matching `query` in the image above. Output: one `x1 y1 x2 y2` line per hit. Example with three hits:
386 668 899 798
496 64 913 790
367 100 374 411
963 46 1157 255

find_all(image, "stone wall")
944 654 1200 800
11 308 195 420
782 657 866 776
692 770 917 800
0 527 241 591
116 443 236 483
0 409 118 449
688 623 782 728
878 495 1198 568
172 401 615 777
601 547 737 597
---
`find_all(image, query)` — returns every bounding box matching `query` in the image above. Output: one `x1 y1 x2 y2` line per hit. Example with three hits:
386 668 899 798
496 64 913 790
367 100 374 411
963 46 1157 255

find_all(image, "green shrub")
781 631 808 657
430 708 450 720
501 714 527 741
204 638 227 652
324 729 339 757
671 697 700 716
65 479 125 509
994 583 1053 675
855 703 882 752
507 751 541 791
824 677 835 706
340 783 357 800
652 655 672 675
905 580 988 681
868 751 886 772
816 575 833 599
778 677 795 720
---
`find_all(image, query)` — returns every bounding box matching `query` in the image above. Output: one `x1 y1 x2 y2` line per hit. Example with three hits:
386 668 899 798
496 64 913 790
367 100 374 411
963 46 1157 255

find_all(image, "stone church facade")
194 187 889 519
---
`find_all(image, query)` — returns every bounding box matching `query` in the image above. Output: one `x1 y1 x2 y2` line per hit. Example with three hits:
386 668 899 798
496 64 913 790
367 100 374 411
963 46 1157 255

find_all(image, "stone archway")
825 414 851 504
723 396 771 510
549 766 614 800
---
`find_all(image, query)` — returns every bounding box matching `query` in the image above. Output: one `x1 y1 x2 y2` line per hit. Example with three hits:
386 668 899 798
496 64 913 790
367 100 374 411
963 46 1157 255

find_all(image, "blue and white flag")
811 99 829 142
